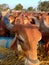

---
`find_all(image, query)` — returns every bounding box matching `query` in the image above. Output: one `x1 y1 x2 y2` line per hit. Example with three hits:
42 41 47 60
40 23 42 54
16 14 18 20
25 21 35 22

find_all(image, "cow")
29 13 49 55
33 13 49 55
11 24 42 65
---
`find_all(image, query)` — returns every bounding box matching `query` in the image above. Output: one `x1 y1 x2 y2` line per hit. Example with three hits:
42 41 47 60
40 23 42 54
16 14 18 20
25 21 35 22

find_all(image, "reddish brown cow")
11 24 42 65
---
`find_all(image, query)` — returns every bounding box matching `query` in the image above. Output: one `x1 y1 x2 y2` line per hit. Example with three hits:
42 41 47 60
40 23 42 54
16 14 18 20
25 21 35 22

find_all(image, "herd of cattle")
8 11 49 54
0 11 49 54
0 10 49 65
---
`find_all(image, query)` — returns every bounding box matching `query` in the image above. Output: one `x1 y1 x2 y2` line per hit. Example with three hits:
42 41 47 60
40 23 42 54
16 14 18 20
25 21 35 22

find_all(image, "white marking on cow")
19 34 25 42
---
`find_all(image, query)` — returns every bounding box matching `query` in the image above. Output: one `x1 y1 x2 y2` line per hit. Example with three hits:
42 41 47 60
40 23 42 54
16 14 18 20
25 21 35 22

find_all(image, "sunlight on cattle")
0 9 49 65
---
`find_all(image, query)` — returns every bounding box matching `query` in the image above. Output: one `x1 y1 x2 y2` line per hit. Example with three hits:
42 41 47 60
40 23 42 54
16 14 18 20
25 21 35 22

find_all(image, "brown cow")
11 24 42 65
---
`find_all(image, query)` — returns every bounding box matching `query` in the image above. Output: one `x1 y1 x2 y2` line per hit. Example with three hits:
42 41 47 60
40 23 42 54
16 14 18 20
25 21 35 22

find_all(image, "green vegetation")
0 4 9 11
0 1 49 12
14 4 23 10
38 1 49 12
